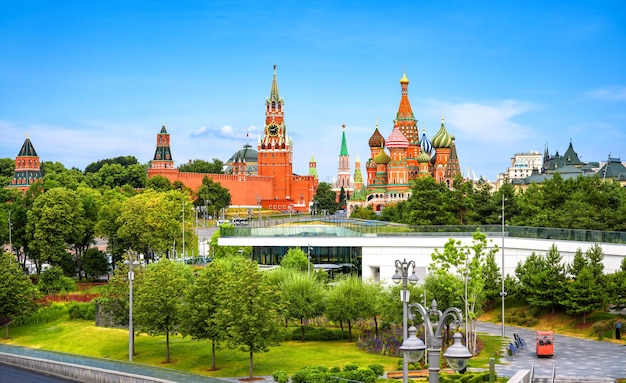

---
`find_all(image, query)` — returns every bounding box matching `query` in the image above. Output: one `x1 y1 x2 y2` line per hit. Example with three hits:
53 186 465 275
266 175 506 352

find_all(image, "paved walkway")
476 321 626 380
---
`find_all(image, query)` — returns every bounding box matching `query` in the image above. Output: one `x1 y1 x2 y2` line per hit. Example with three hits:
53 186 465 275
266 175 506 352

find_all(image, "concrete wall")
0 353 174 383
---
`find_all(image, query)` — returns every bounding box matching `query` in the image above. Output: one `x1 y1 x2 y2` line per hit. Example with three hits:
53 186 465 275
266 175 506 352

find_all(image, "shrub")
440 372 490 382
67 302 96 320
592 320 613 340
339 368 377 383
37 267 77 294
290 326 350 341
291 364 381 383
12 304 67 326
272 370 289 383
367 363 384 377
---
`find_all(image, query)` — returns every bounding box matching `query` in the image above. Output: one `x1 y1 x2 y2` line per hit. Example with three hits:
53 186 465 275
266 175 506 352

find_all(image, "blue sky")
1 1 625 182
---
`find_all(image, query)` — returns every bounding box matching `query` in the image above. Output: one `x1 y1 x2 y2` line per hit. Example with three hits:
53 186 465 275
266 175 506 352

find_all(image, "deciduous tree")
0 251 40 338
134 258 193 363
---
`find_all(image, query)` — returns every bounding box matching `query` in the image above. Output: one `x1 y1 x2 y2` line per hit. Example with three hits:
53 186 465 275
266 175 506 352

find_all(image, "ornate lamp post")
392 259 419 383
124 255 140 361
399 300 472 383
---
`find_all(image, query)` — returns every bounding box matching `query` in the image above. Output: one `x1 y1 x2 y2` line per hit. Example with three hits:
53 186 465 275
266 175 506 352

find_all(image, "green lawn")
2 319 401 377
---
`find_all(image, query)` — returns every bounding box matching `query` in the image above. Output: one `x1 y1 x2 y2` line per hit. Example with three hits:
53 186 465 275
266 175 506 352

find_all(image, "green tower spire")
340 124 349 156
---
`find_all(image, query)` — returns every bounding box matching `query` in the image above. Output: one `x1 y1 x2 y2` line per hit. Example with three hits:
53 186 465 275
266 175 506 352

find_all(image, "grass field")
2 319 403 377
7 300 620 381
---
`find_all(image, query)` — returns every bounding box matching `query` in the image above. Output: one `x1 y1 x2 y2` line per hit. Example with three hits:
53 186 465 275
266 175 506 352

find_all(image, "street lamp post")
124 256 140 362
392 259 419 383
500 194 507 337
400 300 472 383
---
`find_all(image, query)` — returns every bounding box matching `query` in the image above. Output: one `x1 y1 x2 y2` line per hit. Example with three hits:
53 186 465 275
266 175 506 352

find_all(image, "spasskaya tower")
258 65 293 201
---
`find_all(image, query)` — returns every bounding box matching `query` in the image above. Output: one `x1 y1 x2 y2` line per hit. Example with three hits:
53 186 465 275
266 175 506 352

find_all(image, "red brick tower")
258 65 293 201
8 134 42 191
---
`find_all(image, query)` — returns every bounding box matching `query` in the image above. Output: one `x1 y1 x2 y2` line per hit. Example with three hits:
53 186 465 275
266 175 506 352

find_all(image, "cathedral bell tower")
258 65 293 201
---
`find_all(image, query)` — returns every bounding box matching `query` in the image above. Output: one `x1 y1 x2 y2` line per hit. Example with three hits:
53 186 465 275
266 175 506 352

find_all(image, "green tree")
40 162 86 190
449 176 475 224
0 251 40 338
481 250 502 311
181 259 229 370
26 187 85 275
313 182 338 215
349 205 378 220
71 187 103 279
515 245 566 313
280 248 312 272
84 156 140 174
608 257 626 310
97 257 145 326
279 270 327 341
429 229 497 353
0 158 15 187
561 245 609 323
217 257 284 378
82 248 110 280
339 186 347 209
396 177 455 225
178 158 224 174
116 190 196 261
95 189 128 269
37 266 77 294
145 175 173 192
134 258 193 363
325 275 371 341
195 177 231 216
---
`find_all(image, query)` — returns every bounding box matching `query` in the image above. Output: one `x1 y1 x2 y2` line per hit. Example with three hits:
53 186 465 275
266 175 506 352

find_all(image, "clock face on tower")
268 124 279 136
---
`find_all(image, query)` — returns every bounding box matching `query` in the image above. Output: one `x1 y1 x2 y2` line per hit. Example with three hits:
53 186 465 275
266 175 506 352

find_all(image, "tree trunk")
4 322 8 339
166 330 170 363
374 315 379 338
249 350 254 378
347 320 353 341
300 317 305 341
211 340 216 370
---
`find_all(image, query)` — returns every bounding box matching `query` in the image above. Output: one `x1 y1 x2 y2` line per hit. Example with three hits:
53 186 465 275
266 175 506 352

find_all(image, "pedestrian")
616 321 622 340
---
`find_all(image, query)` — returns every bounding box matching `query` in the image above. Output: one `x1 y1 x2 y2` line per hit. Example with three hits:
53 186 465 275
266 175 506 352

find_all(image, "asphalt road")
0 363 78 383
476 321 626 380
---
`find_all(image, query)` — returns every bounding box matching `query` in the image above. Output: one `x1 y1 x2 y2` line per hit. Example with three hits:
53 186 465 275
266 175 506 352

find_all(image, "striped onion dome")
431 118 453 148
417 151 431 163
420 132 433 154
385 127 409 149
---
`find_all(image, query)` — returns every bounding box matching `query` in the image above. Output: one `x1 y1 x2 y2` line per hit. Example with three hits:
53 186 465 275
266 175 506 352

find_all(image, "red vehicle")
536 330 554 357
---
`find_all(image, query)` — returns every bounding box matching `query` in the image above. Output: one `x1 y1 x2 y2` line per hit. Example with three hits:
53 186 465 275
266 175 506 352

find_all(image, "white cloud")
584 86 626 101
191 126 208 136
426 99 535 143
220 125 234 136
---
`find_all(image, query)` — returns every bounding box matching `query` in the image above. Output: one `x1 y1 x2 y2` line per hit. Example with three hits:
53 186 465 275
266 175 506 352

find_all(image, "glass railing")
220 219 626 244
0 344 226 383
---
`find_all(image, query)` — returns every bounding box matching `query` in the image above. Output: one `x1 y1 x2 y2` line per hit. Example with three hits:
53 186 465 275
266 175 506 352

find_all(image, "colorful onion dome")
431 118 453 148
417 151 431 163
420 131 433 154
368 126 385 148
385 127 409 149
374 149 391 164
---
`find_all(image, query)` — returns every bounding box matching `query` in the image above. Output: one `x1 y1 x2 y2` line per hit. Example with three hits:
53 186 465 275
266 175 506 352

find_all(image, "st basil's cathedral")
345 71 462 212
